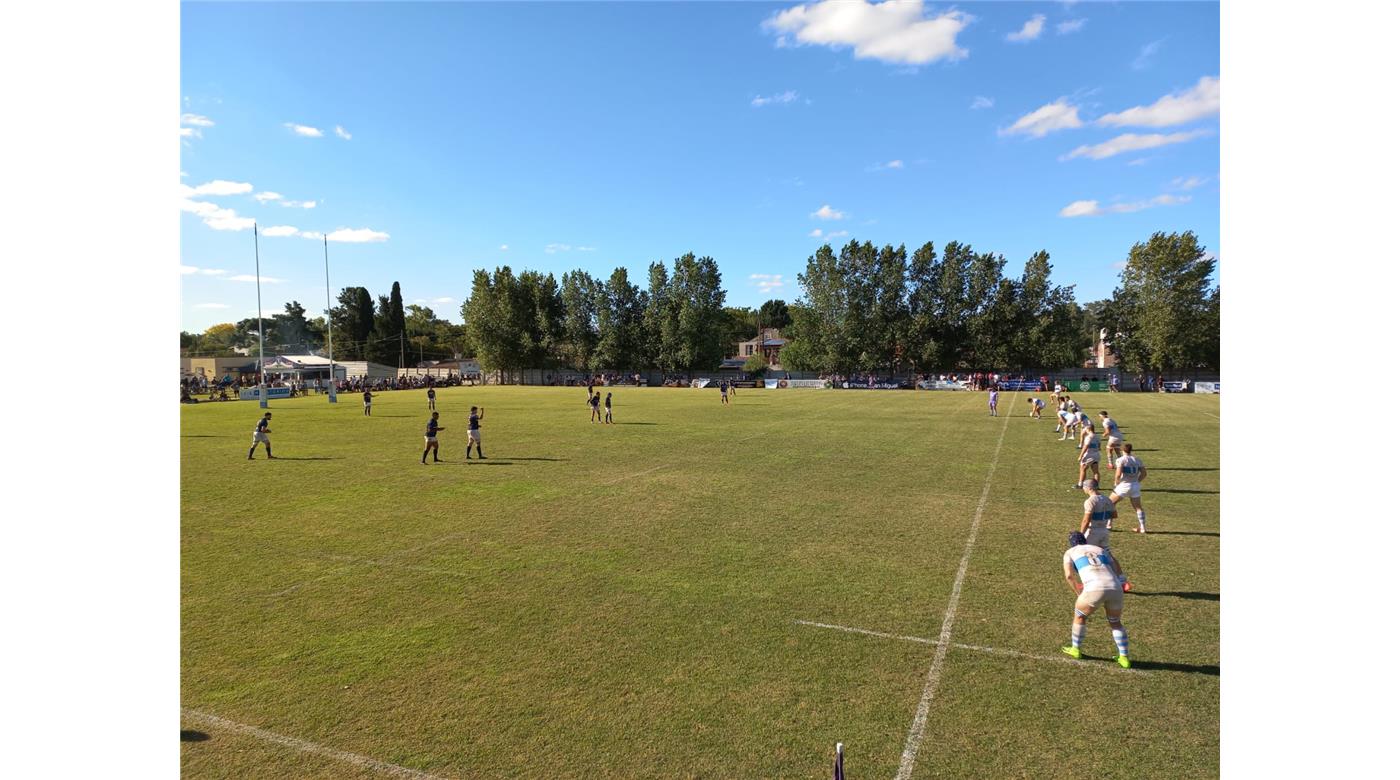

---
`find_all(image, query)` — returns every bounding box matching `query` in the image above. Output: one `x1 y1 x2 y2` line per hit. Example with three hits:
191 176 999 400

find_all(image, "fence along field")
180 385 1219 778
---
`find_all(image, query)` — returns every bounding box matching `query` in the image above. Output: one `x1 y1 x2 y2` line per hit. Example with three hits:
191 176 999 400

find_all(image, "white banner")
1193 381 1221 394
691 378 712 388
917 380 968 391
239 386 292 401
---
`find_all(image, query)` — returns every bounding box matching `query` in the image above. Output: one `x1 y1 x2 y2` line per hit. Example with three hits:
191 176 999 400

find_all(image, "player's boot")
1061 646 1082 660
1116 655 1131 669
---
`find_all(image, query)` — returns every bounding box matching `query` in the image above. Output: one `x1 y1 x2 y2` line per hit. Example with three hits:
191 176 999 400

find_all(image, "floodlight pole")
254 223 268 408
323 234 338 403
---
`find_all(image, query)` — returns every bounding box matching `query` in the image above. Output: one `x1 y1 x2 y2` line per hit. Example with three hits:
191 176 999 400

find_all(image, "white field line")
894 392 1017 780
182 709 451 779
1201 411 1220 419
794 619 1150 675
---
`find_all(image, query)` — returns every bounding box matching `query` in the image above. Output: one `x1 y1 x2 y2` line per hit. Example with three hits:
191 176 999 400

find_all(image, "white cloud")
193 302 231 309
810 204 846 220
179 127 200 139
749 273 785 292
227 274 287 283
1000 99 1083 137
1171 175 1209 190
751 90 800 107
261 225 300 237
334 125 352 140
204 213 257 231
1059 193 1189 217
1056 19 1086 35
180 265 198 275
180 171 188 178
181 113 215 127
1132 39 1165 70
191 179 254 196
1006 14 1045 42
970 95 994 110
200 268 227 275
1097 76 1220 128
431 297 456 304
1126 158 1151 167
298 231 323 240
281 199 317 209
325 227 389 243
253 191 283 203
1061 130 1210 160
808 228 824 237
544 243 571 254
284 122 324 138
763 1 971 66
499 244 509 251
576 246 597 252
179 198 219 216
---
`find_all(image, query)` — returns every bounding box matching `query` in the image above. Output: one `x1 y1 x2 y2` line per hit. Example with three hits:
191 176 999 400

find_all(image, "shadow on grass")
501 456 568 461
1130 590 1220 602
1151 467 1219 472
455 460 516 466
614 422 659 425
270 456 344 461
180 730 210 742
1146 488 1219 495
1145 530 1220 537
1131 659 1220 677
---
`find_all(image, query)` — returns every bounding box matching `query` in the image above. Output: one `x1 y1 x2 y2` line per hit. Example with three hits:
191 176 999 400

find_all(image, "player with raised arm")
988 387 999 417
1099 411 1124 463
247 412 275 460
422 411 445 464
1061 532 1132 668
362 388 373 416
1110 442 1150 533
1075 420 1101 489
465 406 485 459
1027 396 1044 420
1080 481 1131 590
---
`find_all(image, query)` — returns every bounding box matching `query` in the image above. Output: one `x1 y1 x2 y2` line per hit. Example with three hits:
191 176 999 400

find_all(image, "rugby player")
1076 420 1101 489
603 392 614 424
1099 411 1124 462
465 406 485 459
1080 481 1131 590
362 388 373 416
1110 442 1149 533
422 411 445 464
1061 532 1132 668
1027 396 1044 420
988 387 999 417
247 412 275 460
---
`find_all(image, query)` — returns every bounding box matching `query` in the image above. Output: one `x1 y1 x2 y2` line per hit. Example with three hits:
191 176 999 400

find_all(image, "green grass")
181 386 1219 778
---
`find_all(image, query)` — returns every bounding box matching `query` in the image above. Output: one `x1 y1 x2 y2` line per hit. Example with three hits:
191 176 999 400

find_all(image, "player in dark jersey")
362 389 373 416
603 392 613 424
427 387 436 411
589 390 601 423
466 406 485 459
720 380 729 405
422 411 445 464
247 412 274 459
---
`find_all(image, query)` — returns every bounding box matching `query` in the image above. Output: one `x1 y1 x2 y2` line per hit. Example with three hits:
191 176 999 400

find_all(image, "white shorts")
1080 453 1100 465
1113 481 1141 499
252 432 269 444
1076 587 1125 615
424 435 437 444
1086 526 1111 548
468 429 481 442
1106 436 1123 448
364 402 371 408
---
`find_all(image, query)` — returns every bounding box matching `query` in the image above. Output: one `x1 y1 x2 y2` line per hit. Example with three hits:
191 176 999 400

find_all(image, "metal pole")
254 223 268 408
323 235 338 403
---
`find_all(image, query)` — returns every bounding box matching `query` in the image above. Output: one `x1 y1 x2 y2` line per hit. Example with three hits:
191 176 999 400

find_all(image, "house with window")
732 327 787 368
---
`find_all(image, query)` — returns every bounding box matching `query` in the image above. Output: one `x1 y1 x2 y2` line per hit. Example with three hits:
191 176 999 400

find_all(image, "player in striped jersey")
1098 411 1124 463
1080 481 1131 590
1075 421 1101 489
1027 396 1044 420
1110 442 1149 533
1061 532 1132 668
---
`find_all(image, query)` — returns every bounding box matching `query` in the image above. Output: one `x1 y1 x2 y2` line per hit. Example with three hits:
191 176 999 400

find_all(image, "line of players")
1023 390 1152 669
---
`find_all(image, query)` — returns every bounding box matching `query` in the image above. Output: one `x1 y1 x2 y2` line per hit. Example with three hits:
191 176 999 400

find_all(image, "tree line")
180 231 1218 376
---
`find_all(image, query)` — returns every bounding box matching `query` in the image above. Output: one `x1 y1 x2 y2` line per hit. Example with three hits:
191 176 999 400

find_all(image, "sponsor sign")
917 380 968 391
1194 381 1221 394
691 378 712 388
239 386 293 401
1072 380 1111 392
839 380 909 390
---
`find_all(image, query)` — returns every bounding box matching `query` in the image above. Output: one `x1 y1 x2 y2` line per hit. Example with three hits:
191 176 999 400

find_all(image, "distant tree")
758 298 792 331
1111 231 1219 373
669 252 728 371
560 270 599 371
274 300 311 352
642 261 674 370
742 350 769 376
592 267 645 371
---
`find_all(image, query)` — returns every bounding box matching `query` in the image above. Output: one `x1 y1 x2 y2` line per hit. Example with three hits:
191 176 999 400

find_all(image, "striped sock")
1071 623 1086 649
1136 510 1147 530
1112 627 1129 657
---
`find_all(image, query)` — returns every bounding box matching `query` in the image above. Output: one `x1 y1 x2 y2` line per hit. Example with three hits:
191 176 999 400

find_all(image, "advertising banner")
239 387 293 401
1069 380 1110 392
691 378 712 388
838 380 910 390
1194 381 1220 394
917 380 968 391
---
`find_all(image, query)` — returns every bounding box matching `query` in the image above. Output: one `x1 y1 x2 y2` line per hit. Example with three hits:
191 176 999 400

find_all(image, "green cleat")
1061 646 1082 660
1116 655 1131 669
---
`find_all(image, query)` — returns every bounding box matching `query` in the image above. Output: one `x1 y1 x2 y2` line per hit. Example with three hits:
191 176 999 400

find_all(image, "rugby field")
181 385 1219 778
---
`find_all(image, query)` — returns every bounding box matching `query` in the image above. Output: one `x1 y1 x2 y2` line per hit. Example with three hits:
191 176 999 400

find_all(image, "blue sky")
180 1 1219 332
